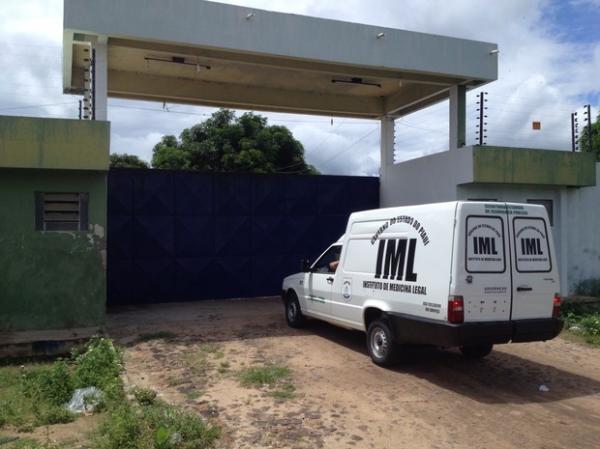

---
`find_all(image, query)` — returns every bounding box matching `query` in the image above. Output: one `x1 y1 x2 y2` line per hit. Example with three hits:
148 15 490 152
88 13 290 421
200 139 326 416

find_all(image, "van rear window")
513 217 552 273
465 216 506 273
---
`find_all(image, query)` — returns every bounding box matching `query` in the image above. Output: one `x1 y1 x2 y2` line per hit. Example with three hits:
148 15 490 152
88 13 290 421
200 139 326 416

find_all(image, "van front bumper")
387 313 564 347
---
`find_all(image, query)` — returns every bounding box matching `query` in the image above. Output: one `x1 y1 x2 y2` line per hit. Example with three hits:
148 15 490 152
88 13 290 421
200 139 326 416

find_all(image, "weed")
267 383 296 400
166 376 186 387
21 360 73 406
94 401 219 449
238 364 291 388
72 338 123 391
563 308 600 346
238 363 296 400
137 331 176 343
131 387 157 406
217 361 230 374
185 390 202 401
34 405 75 426
94 403 146 449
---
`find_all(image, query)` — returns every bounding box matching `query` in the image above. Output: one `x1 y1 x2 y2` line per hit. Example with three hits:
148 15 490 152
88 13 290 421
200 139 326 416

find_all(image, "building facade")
0 116 109 353
381 145 599 295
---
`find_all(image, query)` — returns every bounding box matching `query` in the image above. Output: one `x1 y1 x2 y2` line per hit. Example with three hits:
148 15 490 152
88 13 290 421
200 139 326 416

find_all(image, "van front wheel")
367 320 398 366
284 291 305 328
460 344 493 359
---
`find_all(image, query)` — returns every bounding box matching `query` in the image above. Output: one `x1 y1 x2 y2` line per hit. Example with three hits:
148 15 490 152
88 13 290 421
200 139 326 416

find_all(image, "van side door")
509 206 558 319
305 244 341 318
458 202 511 322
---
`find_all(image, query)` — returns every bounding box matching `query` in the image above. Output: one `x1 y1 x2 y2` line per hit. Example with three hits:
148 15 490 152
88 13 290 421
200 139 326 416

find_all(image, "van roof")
348 200 547 223
349 200 459 222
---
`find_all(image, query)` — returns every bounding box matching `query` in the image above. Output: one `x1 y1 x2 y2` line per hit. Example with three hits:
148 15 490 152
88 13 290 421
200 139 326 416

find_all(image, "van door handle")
326 277 334 284
517 286 533 292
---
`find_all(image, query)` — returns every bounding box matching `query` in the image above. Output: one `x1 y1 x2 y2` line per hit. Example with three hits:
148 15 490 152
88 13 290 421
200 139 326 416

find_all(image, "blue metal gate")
107 169 379 305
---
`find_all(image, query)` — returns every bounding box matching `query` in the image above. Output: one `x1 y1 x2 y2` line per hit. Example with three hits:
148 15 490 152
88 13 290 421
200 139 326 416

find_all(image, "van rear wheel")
367 320 398 367
284 291 305 328
460 344 493 359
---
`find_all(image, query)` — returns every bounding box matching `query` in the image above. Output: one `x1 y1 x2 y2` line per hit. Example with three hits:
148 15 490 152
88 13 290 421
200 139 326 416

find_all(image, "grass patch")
0 338 124 431
238 364 295 400
131 387 157 406
137 331 176 343
563 312 600 346
166 376 187 387
93 401 219 449
217 361 230 374
1 337 221 449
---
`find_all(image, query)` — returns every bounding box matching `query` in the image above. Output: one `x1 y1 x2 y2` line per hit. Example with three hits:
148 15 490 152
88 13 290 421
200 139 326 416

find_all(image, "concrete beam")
107 70 385 118
64 0 498 81
384 84 449 116
109 38 465 87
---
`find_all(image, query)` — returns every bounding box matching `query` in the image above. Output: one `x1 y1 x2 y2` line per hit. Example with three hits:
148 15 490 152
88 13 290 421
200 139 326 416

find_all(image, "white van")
281 201 563 366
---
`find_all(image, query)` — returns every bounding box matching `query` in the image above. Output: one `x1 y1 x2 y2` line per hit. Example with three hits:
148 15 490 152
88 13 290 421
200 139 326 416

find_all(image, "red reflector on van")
552 293 561 319
448 296 464 324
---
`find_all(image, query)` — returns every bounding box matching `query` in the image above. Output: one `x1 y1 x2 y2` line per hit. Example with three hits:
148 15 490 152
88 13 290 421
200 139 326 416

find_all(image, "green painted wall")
472 146 596 187
0 116 109 171
0 169 106 332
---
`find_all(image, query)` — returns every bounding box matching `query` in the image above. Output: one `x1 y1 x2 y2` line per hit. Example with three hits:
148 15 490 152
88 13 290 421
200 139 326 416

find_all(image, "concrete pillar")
559 188 569 295
449 85 466 151
93 39 108 121
380 116 395 174
379 116 395 207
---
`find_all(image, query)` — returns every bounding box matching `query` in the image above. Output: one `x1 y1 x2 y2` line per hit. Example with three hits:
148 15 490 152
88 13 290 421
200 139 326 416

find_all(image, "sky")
0 0 598 176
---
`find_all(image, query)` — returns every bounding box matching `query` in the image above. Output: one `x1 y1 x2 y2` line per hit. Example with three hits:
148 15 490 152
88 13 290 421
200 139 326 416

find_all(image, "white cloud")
0 0 597 174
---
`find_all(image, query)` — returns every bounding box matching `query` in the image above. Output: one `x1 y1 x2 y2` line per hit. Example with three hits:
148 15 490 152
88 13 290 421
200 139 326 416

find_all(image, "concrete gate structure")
62 0 499 187
61 0 600 295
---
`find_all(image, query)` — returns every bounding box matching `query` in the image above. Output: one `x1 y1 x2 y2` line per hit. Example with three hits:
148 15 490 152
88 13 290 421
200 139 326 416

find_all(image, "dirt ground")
107 298 600 449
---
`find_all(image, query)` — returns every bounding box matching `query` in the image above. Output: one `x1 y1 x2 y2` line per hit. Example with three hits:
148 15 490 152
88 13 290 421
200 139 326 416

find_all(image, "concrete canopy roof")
63 0 498 119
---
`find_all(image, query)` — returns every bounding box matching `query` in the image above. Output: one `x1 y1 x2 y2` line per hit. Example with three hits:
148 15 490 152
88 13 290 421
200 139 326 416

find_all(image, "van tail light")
448 296 464 324
552 293 561 319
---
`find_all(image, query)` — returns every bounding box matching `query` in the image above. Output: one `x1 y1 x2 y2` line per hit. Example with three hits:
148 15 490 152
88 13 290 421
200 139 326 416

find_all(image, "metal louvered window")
35 192 89 232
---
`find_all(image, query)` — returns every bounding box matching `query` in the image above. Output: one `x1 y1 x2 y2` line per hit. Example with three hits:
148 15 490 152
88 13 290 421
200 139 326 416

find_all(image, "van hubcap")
287 301 297 321
370 327 389 359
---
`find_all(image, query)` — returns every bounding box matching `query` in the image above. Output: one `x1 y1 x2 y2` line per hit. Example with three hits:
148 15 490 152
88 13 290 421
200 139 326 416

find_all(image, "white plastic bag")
66 387 104 414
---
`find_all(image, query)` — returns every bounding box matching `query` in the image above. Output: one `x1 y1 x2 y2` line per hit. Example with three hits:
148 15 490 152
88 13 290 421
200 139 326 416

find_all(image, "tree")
579 112 600 161
151 109 319 174
110 153 149 169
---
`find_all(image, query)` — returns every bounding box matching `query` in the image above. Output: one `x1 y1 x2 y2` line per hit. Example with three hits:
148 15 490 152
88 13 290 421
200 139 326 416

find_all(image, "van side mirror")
301 259 311 272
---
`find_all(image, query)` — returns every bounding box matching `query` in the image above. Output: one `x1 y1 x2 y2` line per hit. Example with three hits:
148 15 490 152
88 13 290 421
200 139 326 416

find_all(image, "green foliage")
563 297 600 346
578 112 600 161
72 338 123 391
21 360 73 407
573 278 600 298
94 404 145 449
151 109 319 174
94 401 220 449
132 387 157 406
110 153 150 169
34 405 75 426
0 338 124 432
238 363 295 399
238 364 291 387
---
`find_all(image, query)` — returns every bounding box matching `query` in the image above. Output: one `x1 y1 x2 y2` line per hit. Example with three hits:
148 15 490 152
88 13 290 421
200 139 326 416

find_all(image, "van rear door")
508 204 558 319
458 202 511 322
